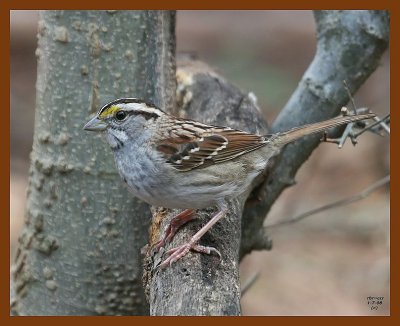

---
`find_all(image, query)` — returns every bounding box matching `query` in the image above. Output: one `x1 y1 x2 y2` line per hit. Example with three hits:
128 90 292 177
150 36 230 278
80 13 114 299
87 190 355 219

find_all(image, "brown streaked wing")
210 130 268 163
156 125 268 171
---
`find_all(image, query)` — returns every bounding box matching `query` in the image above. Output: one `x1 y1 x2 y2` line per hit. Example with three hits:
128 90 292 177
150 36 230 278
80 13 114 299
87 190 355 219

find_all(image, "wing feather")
156 124 268 171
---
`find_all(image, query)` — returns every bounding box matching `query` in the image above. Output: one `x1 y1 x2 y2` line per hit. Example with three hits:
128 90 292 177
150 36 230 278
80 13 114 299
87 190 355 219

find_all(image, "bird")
83 97 375 268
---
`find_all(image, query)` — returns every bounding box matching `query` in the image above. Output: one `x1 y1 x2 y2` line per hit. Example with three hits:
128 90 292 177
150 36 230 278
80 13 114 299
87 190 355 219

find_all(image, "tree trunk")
11 10 176 316
145 60 269 316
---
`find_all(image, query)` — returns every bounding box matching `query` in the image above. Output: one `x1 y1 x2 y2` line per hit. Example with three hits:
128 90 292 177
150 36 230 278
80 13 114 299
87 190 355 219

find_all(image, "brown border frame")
4 1 397 324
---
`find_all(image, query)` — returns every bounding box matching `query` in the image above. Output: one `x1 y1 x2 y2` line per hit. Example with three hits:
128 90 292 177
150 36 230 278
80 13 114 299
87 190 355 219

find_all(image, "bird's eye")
115 110 127 121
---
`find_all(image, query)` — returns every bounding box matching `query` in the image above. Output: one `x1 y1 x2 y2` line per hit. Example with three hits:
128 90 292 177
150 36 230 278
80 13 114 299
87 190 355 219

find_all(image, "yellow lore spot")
99 105 119 119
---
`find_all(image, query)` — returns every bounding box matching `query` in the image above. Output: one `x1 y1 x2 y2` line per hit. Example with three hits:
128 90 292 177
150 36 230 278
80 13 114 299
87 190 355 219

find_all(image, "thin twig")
338 123 355 148
322 109 389 147
353 114 390 137
264 175 390 230
241 271 260 297
343 80 358 115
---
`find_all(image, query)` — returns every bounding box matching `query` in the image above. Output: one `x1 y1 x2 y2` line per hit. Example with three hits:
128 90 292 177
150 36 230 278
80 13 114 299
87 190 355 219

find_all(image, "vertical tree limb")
11 10 176 315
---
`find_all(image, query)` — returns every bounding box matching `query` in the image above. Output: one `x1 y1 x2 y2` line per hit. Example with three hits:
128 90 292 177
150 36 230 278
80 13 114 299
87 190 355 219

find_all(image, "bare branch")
264 175 390 230
352 114 390 137
241 10 389 258
343 80 358 115
322 110 390 146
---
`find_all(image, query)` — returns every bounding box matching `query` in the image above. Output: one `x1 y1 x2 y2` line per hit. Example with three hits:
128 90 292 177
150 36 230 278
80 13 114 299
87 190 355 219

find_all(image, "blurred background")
10 10 390 315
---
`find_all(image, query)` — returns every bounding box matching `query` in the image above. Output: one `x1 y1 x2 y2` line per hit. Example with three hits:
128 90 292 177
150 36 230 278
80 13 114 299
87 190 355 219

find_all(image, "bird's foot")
157 203 228 269
158 241 221 269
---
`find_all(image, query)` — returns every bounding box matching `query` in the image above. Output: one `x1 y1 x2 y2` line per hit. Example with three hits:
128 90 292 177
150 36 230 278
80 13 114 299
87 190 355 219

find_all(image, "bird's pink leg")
159 204 228 269
153 209 195 253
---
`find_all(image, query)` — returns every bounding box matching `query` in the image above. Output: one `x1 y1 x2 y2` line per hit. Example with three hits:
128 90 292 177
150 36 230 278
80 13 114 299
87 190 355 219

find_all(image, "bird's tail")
269 113 376 147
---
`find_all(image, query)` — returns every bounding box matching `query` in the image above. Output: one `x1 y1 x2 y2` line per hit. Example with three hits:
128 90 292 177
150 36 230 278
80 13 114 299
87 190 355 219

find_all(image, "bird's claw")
158 242 221 269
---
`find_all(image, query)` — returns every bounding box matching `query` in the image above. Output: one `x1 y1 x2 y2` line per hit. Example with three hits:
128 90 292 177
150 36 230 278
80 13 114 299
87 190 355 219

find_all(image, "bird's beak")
83 116 107 132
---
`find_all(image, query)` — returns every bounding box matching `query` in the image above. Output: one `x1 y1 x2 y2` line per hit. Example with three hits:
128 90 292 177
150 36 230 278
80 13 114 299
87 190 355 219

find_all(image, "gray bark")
147 10 389 316
11 10 175 315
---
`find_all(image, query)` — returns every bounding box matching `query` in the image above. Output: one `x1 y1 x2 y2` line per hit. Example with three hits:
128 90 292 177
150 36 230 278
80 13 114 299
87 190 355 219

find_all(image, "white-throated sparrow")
84 98 375 268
